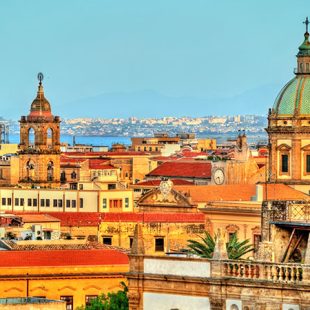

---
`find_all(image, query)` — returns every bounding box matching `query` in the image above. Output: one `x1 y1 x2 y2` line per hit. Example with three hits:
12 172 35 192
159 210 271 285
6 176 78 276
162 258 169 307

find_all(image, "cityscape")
0 1 309 310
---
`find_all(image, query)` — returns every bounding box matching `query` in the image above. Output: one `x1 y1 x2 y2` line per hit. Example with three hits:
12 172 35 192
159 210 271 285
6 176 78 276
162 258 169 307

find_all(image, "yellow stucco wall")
0 265 128 309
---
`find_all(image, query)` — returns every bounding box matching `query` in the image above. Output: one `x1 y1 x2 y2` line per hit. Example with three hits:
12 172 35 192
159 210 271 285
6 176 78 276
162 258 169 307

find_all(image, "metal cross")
303 17 309 33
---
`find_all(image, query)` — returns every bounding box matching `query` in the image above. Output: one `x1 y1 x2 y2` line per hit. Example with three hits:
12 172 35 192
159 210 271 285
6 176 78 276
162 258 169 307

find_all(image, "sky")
0 0 309 119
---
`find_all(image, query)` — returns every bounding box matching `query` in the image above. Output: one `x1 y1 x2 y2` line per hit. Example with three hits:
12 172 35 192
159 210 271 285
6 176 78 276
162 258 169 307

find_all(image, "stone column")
292 138 301 181
304 232 310 264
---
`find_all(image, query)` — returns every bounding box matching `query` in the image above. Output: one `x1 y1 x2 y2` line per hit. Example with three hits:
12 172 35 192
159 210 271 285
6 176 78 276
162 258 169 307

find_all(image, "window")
103 237 112 245
33 199 37 207
28 198 32 207
229 232 236 241
80 198 84 208
60 296 73 310
307 155 310 173
53 199 57 207
102 198 107 208
85 295 98 306
20 198 24 206
307 63 309 73
60 171 66 182
108 184 116 190
155 237 164 252
281 154 289 173
79 184 84 190
1 198 6 206
40 199 45 207
71 171 77 179
7 198 11 206
46 199 50 207
125 197 129 208
66 200 71 208
109 199 122 209
129 237 134 248
58 199 63 208
72 200 76 208
15 198 19 206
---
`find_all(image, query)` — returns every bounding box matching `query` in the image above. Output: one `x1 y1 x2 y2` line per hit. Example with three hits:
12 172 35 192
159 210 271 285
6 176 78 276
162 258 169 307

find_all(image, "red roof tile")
63 151 150 157
102 212 205 223
147 161 212 179
11 212 205 225
175 184 309 202
0 249 128 267
135 179 194 187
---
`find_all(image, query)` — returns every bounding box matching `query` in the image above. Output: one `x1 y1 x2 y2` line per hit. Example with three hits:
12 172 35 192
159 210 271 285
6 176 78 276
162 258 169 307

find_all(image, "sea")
7 133 267 148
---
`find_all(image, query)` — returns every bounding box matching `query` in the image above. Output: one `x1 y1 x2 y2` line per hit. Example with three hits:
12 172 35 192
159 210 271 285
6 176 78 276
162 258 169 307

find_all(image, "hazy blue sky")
0 0 309 119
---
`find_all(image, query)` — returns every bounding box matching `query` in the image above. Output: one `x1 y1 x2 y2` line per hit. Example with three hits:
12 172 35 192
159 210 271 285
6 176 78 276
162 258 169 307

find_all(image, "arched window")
47 161 54 181
28 128 35 147
47 128 53 148
230 305 239 310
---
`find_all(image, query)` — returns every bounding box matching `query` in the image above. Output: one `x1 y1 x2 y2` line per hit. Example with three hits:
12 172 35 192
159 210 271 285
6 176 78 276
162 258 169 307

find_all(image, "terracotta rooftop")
89 159 115 170
134 179 194 187
175 184 310 203
147 161 212 179
63 151 150 157
0 249 128 267
11 212 205 225
102 212 205 223
20 214 60 223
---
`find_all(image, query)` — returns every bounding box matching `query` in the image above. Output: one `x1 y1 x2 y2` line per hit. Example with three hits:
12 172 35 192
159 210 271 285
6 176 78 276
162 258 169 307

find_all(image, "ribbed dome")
29 83 52 117
272 76 310 116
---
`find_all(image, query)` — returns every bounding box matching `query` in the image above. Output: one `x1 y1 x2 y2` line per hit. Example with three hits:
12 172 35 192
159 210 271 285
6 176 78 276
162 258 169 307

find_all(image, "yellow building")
0 248 128 309
196 138 216 151
99 212 205 255
0 144 18 156
0 187 134 213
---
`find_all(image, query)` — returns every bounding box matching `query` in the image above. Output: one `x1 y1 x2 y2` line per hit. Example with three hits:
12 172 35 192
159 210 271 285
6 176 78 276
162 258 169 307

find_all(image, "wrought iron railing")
269 201 310 223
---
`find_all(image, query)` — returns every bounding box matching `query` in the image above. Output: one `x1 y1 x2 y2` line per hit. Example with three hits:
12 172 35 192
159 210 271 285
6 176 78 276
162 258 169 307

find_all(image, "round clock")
213 168 225 185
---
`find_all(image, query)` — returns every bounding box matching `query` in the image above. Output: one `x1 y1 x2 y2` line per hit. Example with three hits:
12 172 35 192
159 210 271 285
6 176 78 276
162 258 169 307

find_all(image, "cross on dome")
303 17 309 33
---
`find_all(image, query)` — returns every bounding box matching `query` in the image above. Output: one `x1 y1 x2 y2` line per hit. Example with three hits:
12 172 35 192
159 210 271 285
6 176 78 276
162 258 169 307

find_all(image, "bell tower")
19 73 61 188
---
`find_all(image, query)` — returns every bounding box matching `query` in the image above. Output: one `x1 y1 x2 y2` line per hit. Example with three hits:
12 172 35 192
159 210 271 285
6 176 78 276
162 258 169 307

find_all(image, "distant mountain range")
55 83 281 119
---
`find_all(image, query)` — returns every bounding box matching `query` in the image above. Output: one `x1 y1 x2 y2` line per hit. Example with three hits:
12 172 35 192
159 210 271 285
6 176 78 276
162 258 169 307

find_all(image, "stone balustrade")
222 260 305 283
134 255 310 285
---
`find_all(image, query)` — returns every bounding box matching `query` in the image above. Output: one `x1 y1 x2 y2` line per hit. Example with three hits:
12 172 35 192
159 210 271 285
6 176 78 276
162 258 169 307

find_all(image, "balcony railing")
137 255 309 285
269 201 310 223
223 260 303 283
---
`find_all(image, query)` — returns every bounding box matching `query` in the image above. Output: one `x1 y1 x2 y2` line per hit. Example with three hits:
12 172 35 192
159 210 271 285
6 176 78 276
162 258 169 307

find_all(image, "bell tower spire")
296 17 310 74
19 73 61 188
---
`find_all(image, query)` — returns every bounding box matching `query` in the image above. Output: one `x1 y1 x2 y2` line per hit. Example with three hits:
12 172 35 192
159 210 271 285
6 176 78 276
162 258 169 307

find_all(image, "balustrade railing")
222 260 304 283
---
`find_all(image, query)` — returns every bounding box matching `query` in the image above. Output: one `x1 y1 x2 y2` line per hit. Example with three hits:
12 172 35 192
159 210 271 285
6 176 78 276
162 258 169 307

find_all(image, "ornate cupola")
267 18 310 184
296 17 310 74
19 73 61 188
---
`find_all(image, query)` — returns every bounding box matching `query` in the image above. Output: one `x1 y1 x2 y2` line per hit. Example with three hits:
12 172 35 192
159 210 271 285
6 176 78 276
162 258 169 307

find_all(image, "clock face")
213 168 225 185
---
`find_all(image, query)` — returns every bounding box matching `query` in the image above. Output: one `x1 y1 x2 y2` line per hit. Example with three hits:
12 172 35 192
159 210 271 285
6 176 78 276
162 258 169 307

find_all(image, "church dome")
272 76 310 116
29 73 52 118
272 23 310 117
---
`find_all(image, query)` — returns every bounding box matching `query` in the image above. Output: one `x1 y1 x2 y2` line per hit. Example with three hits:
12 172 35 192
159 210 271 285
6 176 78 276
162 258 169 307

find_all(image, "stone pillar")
270 139 277 181
209 297 224 310
304 232 310 264
292 138 301 181
212 228 228 260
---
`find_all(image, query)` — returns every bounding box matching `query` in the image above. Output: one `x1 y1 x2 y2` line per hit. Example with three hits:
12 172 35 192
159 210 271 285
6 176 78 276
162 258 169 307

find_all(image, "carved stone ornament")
159 178 173 201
